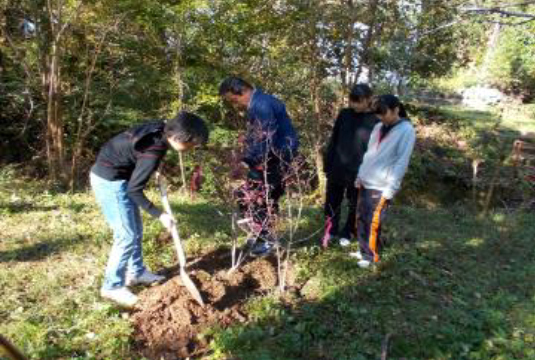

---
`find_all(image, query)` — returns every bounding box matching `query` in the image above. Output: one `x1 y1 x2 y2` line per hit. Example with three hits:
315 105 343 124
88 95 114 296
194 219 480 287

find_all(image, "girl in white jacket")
353 95 416 268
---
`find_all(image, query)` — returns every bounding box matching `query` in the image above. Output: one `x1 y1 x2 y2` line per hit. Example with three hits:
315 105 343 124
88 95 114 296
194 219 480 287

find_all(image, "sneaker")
339 237 351 247
357 259 372 268
349 250 363 260
126 270 165 286
250 240 275 257
101 287 138 307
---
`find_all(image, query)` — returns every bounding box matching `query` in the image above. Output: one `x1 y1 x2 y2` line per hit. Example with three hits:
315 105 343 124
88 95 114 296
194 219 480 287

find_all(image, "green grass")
206 207 535 360
438 104 535 135
1 102 534 359
1 167 534 360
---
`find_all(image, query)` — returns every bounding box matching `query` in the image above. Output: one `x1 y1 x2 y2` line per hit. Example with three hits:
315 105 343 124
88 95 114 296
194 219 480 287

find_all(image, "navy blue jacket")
244 89 299 167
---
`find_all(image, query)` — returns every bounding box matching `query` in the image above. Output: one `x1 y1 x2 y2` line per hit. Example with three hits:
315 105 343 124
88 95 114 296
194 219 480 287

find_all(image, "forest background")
1 1 535 359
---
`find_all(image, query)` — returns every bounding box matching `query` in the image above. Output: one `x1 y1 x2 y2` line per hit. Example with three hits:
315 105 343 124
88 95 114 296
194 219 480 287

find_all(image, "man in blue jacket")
219 77 299 256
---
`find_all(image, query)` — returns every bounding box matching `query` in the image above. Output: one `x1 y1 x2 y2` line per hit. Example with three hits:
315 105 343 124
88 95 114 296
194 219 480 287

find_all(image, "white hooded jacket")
357 119 416 199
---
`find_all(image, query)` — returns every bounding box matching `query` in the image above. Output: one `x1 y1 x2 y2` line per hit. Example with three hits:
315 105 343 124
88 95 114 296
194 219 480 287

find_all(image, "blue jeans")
90 172 145 290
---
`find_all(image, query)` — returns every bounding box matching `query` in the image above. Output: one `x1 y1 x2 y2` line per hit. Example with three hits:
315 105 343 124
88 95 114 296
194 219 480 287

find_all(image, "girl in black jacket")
322 84 378 248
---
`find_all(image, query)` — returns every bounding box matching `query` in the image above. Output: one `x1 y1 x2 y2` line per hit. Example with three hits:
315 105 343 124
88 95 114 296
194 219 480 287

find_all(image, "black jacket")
324 109 378 182
91 121 168 218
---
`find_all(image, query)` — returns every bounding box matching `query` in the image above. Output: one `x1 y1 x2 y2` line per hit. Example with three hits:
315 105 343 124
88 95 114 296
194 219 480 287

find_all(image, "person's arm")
356 122 381 186
243 101 278 167
323 111 344 174
382 126 416 199
127 151 166 218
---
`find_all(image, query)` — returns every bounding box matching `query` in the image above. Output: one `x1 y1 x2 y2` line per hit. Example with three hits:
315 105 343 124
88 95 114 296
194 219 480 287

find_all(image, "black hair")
349 83 373 102
164 111 209 145
373 94 408 118
219 76 253 96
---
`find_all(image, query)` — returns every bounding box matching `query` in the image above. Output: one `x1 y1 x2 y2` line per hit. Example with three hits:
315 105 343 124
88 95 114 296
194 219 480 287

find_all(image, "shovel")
156 173 205 307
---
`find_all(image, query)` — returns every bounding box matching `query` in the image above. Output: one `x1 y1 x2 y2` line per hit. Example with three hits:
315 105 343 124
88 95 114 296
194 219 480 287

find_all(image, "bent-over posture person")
90 112 209 307
219 76 299 257
353 95 416 268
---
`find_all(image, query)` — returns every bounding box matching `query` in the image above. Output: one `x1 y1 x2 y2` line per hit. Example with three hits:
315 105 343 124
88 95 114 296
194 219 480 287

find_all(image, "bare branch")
462 6 535 19
1 30 37 137
52 0 84 43
479 18 535 25
495 1 535 9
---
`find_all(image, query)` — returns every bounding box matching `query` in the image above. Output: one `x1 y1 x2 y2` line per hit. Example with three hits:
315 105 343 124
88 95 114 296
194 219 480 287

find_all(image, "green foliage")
486 21 535 97
2 124 535 359
207 207 535 360
1 0 496 181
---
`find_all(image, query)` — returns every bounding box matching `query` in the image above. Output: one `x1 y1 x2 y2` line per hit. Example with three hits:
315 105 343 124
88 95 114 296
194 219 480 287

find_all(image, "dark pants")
235 156 286 237
356 187 389 262
324 176 359 238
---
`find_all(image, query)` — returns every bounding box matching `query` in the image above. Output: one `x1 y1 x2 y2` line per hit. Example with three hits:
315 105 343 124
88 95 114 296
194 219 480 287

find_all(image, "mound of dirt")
131 247 289 359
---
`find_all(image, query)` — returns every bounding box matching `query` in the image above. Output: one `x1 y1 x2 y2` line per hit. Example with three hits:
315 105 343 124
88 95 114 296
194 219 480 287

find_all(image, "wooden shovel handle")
0 335 27 360
156 173 187 267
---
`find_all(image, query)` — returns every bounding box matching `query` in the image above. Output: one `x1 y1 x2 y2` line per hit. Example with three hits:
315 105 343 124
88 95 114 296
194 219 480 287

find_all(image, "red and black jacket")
91 121 168 218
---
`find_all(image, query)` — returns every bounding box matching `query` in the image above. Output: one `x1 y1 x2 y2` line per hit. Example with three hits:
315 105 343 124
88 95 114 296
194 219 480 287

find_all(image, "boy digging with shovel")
90 112 209 307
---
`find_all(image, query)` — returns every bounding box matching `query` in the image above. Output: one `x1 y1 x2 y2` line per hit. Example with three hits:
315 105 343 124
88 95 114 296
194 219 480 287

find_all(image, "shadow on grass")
169 201 233 240
203 207 535 359
0 201 59 214
0 235 90 263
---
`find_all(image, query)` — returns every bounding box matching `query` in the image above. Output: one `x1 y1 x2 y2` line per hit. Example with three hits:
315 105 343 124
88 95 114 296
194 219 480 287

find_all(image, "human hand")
248 168 263 181
159 212 175 231
354 178 362 189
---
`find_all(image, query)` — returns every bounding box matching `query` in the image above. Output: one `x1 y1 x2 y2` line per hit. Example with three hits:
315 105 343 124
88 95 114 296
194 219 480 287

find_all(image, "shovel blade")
180 269 205 307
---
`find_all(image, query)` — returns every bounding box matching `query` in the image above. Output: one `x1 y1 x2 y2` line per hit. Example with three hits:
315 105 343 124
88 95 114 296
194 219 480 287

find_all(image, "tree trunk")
340 0 354 90
480 22 501 83
46 40 66 184
354 0 379 85
311 78 326 197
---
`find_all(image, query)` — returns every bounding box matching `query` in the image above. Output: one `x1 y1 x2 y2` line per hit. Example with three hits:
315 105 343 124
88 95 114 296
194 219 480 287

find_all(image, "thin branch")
479 18 535 24
462 7 535 19
417 19 468 38
76 17 123 134
2 29 38 137
55 0 83 42
500 1 535 7
381 333 392 360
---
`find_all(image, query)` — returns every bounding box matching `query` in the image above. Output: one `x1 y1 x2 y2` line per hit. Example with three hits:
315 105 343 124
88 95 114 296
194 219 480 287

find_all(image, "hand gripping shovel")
156 173 205 307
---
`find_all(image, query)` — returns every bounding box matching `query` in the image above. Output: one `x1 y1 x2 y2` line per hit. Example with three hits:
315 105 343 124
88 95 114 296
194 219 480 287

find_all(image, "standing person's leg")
323 177 345 247
125 201 166 286
90 172 140 306
267 158 285 221
257 156 284 234
250 158 284 256
357 188 388 267
340 179 359 244
356 187 372 258
127 204 145 278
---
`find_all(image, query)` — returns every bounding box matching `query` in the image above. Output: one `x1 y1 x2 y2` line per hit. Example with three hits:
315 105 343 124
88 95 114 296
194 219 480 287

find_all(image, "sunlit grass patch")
1 135 534 360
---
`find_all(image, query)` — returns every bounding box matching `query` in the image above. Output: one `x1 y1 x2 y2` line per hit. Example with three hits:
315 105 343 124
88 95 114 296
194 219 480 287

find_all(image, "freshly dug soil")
131 247 290 359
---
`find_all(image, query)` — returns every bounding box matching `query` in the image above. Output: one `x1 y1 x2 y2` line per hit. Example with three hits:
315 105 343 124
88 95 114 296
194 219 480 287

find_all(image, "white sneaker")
357 259 372 268
349 250 363 260
101 287 138 307
126 270 165 286
339 238 351 247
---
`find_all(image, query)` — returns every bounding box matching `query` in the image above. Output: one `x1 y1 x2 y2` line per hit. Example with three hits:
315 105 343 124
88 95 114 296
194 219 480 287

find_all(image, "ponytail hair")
373 94 408 118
